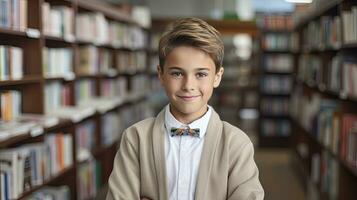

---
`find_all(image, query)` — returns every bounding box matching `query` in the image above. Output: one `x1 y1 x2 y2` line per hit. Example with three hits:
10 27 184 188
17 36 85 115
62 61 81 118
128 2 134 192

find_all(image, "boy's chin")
171 103 207 115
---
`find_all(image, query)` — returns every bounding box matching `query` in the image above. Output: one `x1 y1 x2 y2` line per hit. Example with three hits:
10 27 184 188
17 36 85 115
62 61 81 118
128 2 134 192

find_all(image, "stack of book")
43 47 74 79
77 159 101 200
76 120 96 162
0 45 23 80
116 51 147 73
261 75 292 94
262 34 291 51
42 2 74 41
0 0 27 30
26 185 71 200
261 119 291 136
1 90 21 121
76 12 108 45
261 98 290 116
263 54 293 73
101 112 122 146
342 6 357 44
77 46 99 75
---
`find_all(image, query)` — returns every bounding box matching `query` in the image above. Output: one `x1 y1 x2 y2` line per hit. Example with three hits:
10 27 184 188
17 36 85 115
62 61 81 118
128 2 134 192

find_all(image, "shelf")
0 119 72 148
18 166 74 200
76 0 137 26
261 29 292 34
44 35 75 44
263 49 296 54
299 81 357 104
152 18 258 36
260 114 291 119
92 142 118 158
301 47 339 54
293 119 357 179
258 135 291 148
0 27 40 40
0 76 42 87
260 93 291 97
262 71 293 75
341 42 357 49
294 0 342 29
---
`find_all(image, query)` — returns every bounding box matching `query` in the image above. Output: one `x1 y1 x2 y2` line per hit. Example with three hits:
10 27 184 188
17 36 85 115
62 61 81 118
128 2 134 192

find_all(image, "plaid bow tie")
170 127 200 137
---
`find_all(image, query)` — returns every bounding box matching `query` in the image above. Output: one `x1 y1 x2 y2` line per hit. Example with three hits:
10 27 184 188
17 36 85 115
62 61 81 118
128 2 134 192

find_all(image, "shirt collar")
164 104 212 138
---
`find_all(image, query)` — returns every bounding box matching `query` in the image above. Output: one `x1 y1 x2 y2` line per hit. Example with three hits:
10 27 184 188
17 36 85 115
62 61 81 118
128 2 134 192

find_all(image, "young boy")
106 17 264 200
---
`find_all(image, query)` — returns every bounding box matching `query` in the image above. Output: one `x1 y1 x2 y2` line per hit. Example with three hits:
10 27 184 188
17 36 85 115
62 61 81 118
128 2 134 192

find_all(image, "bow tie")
170 127 200 137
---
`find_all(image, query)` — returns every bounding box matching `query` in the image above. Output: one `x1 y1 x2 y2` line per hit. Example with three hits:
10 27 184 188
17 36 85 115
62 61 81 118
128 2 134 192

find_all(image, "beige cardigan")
106 108 264 200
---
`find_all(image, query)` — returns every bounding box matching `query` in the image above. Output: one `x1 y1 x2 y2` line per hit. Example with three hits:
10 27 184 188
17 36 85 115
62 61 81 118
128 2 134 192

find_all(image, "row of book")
76 120 95 162
45 81 71 113
0 0 27 30
77 46 147 75
298 54 357 98
77 159 101 200
0 45 23 80
291 88 357 168
302 15 342 50
262 34 292 51
75 79 97 106
260 97 290 116
42 3 74 41
116 51 147 73
101 112 122 146
261 119 291 137
100 78 128 98
131 75 150 95
263 54 293 73
257 14 293 30
0 132 73 199
26 185 70 200
43 48 73 79
342 7 357 44
310 151 339 200
261 76 292 94
76 12 148 49
1 90 21 121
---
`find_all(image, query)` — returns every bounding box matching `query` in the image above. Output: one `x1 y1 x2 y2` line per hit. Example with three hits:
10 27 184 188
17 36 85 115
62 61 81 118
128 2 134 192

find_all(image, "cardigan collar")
152 106 223 200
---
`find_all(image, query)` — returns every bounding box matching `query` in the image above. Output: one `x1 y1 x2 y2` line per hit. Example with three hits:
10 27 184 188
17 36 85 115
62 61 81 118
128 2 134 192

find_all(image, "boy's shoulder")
221 120 252 146
126 117 156 133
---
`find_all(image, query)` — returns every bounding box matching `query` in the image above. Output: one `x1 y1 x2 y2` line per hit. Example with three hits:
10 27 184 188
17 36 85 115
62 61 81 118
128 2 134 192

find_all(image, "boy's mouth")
177 95 200 101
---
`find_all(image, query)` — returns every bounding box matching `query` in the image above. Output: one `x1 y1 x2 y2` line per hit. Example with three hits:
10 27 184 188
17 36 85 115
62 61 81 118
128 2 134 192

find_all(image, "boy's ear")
213 67 224 88
157 65 164 84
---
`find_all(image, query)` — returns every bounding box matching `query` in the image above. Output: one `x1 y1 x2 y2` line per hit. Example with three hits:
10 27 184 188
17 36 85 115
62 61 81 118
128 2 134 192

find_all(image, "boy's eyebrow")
167 66 211 71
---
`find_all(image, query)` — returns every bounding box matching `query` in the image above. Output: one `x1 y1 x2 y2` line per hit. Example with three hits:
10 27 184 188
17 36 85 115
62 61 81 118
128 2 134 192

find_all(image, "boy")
106 17 264 200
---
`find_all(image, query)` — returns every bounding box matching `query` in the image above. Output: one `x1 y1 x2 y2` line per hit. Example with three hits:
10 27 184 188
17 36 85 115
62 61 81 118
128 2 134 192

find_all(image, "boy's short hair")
158 17 224 73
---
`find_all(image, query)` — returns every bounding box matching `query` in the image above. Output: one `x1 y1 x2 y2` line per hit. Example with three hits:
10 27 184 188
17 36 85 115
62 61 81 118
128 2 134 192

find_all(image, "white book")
0 150 19 199
10 47 23 80
63 134 73 168
352 7 357 42
47 106 96 123
0 172 5 200
42 2 50 35
16 113 59 128
50 9 61 37
19 0 27 30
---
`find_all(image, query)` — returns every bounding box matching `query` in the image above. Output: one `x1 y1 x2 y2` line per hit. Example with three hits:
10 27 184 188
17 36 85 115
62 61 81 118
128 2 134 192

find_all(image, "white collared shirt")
164 104 212 200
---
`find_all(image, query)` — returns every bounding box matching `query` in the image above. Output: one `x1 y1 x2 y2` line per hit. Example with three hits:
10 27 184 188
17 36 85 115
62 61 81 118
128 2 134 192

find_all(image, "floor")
255 148 306 200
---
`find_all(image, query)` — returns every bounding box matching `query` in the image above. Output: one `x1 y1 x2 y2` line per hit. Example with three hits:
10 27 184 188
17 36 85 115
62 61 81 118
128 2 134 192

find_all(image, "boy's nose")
182 76 196 91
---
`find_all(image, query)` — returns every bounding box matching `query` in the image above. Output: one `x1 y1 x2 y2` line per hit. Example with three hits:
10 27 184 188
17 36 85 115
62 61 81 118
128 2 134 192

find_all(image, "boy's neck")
169 104 209 125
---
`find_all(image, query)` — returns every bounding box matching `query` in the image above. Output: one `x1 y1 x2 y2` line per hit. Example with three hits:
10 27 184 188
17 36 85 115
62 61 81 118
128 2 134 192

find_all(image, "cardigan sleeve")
227 141 264 200
106 131 140 200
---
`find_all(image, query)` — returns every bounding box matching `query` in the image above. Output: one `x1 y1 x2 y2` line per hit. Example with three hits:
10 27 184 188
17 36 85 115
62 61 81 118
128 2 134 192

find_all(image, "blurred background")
0 0 356 199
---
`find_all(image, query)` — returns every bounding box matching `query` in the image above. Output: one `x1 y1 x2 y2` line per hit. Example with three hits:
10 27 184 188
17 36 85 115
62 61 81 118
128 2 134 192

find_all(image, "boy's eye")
196 72 208 78
170 71 183 78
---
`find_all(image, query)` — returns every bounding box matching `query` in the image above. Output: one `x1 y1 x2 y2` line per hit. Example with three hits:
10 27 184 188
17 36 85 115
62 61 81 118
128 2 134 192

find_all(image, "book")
0 45 24 81
43 47 74 79
1 90 21 122
0 0 27 30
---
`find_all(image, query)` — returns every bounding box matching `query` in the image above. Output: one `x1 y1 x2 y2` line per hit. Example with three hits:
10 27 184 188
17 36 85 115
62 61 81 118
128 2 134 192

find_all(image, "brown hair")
158 17 224 73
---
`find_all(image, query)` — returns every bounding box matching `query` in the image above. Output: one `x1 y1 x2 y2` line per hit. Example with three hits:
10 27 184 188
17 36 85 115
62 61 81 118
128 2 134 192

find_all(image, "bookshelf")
291 0 357 199
257 13 296 148
0 0 153 199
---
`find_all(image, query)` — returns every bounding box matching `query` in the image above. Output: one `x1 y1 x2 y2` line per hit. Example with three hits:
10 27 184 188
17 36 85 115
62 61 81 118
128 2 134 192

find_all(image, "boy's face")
158 46 224 124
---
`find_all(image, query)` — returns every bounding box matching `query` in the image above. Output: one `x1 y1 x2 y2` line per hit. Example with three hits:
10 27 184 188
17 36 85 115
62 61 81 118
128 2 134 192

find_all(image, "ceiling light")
285 0 313 3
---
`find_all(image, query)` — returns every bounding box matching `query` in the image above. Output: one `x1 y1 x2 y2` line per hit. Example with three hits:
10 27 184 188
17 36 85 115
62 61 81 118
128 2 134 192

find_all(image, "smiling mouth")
177 95 200 101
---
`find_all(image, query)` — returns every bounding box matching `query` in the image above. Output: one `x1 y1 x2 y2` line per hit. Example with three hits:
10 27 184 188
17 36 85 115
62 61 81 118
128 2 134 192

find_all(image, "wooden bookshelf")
291 0 357 199
0 0 153 199
257 13 295 148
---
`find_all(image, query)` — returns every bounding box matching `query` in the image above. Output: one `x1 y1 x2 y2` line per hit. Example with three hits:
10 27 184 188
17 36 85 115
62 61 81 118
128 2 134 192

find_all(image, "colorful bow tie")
170 127 200 137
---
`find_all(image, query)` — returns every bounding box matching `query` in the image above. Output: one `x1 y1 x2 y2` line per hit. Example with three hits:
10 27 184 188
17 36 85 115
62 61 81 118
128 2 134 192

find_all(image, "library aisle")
2 0 357 200
255 149 305 200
